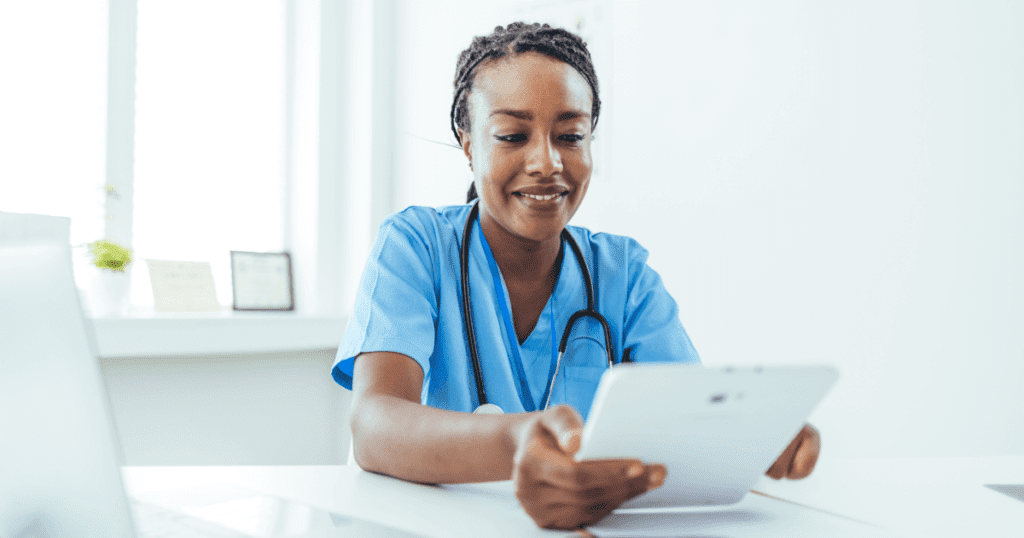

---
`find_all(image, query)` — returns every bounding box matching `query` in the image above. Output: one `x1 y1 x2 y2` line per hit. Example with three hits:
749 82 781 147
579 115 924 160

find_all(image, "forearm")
351 392 533 484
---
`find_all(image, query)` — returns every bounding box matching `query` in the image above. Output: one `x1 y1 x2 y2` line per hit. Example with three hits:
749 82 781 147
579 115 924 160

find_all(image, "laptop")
0 243 420 538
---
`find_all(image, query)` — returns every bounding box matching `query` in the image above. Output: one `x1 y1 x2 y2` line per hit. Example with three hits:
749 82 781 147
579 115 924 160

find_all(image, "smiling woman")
463 52 593 251
331 22 817 530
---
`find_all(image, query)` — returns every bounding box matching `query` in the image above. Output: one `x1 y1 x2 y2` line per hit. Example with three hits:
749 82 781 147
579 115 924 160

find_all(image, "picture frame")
230 251 294 311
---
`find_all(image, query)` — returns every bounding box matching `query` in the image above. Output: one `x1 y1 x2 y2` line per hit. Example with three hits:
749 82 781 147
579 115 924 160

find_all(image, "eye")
559 133 586 144
495 134 527 143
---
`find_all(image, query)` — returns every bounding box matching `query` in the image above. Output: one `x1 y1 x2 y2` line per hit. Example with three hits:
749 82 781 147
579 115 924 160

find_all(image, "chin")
512 221 568 244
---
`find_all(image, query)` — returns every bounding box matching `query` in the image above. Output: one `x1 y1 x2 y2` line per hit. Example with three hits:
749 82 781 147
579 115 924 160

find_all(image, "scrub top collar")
474 217 565 412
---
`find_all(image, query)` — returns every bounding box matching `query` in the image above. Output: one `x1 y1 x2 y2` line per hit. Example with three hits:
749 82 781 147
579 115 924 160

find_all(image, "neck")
479 216 561 284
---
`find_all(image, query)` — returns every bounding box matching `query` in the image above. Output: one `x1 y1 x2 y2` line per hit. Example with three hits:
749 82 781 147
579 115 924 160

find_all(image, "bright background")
388 0 1024 459
2 0 1021 465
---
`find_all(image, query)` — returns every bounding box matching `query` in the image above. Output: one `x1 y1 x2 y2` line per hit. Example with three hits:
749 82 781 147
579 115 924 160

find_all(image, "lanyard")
476 219 560 412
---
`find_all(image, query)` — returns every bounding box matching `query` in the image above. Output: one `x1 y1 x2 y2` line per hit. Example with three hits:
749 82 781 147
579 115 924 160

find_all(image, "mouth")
512 189 569 202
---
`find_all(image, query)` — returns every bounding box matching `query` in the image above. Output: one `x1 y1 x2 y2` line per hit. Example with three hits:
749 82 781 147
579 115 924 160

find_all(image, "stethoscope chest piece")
473 403 504 415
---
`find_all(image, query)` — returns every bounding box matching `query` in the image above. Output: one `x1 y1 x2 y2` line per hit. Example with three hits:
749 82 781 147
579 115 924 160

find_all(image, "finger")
579 467 664 527
516 423 633 492
523 466 663 530
788 425 820 479
538 456 645 491
766 429 802 480
765 446 792 480
574 465 664 512
646 464 667 490
523 501 588 530
518 486 614 530
528 462 658 511
533 476 650 528
536 405 585 454
532 472 647 506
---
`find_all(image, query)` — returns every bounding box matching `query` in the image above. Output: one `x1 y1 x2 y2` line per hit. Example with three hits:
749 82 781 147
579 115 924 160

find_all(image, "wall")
100 349 350 465
390 0 1024 458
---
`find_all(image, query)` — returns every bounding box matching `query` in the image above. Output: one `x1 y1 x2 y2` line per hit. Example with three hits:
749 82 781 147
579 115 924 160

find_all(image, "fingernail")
560 432 576 449
647 471 665 489
625 464 643 478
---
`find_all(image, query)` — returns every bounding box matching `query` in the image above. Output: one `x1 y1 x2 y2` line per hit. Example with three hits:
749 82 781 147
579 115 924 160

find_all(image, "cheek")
478 151 518 189
567 147 593 180
565 138 593 166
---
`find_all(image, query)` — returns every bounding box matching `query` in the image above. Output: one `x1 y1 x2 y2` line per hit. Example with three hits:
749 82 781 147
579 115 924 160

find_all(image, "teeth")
519 192 564 201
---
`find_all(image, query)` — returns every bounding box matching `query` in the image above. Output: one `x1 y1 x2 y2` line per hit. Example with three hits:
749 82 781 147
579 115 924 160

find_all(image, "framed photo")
230 251 294 311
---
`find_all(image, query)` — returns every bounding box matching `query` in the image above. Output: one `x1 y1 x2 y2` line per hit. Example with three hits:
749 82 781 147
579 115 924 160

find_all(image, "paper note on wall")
146 259 221 312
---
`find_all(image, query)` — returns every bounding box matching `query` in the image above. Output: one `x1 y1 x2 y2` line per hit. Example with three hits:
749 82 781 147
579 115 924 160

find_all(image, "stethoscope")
460 201 617 414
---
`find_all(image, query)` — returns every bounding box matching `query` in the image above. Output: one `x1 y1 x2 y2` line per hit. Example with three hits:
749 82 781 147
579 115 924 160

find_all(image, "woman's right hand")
511 405 666 530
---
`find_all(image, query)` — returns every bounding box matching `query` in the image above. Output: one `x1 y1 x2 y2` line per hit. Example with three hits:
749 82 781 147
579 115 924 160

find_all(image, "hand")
765 424 820 480
511 405 666 530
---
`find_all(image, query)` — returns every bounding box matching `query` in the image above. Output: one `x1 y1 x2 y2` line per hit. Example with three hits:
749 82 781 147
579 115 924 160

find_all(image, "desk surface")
752 455 1024 538
122 457 1023 538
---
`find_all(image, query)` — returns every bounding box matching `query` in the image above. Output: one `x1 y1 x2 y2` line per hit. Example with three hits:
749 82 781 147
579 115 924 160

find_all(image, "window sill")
88 311 348 358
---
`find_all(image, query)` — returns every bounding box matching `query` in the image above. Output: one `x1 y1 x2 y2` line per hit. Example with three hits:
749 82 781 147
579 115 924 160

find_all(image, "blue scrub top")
332 204 700 419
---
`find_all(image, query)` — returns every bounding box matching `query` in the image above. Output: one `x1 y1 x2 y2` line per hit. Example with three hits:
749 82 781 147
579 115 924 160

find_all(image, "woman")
332 22 820 530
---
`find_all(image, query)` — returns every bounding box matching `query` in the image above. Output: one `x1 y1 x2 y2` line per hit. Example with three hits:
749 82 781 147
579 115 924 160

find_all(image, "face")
461 52 594 245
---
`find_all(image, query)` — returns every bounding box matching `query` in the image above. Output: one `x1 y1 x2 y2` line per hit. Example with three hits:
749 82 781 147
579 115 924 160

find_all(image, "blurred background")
2 0 1021 464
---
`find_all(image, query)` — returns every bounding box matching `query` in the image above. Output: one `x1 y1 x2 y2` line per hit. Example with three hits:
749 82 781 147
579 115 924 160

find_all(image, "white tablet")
575 364 838 509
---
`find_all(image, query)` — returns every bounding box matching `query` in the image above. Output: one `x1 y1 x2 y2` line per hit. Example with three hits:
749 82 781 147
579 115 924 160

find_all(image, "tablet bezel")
575 364 838 509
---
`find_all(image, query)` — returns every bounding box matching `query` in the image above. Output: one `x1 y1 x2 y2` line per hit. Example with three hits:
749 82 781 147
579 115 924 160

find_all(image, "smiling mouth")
513 191 569 201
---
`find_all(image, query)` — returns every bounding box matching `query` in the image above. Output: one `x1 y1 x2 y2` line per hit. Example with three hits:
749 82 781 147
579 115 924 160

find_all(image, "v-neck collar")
483 231 567 350
475 218 568 411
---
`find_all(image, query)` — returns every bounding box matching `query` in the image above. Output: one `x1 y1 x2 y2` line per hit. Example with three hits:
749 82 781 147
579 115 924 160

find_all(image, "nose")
524 135 563 177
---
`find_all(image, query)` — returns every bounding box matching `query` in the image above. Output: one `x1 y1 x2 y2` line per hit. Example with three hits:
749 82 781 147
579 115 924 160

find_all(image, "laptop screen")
0 244 136 538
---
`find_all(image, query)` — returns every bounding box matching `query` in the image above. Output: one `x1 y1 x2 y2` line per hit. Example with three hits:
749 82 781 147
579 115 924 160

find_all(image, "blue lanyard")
476 219 559 412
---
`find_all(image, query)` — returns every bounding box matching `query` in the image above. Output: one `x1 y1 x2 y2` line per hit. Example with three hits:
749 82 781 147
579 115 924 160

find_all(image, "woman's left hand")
765 424 820 480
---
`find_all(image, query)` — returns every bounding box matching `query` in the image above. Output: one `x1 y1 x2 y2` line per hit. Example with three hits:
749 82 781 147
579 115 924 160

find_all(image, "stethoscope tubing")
460 202 488 408
461 201 616 412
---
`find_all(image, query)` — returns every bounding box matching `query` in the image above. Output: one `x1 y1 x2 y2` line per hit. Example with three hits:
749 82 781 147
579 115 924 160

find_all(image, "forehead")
469 51 592 119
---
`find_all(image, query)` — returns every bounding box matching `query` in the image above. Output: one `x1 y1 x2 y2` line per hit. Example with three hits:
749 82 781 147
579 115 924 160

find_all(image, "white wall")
100 349 350 465
390 0 613 209
390 0 1024 458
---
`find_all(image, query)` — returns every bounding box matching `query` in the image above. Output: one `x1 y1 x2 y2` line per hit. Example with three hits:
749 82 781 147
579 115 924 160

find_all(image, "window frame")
94 0 389 356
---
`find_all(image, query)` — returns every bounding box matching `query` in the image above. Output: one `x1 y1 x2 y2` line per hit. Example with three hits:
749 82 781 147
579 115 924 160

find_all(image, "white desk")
752 456 1024 538
118 461 982 537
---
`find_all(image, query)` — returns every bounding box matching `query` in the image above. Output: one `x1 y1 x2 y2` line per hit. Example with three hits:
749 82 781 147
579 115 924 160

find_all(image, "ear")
458 129 472 169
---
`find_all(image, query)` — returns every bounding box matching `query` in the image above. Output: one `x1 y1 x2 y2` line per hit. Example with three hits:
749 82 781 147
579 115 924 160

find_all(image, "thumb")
536 405 584 455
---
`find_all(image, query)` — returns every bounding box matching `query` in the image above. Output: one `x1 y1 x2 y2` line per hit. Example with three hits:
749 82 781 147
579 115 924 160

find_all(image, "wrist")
503 413 537 470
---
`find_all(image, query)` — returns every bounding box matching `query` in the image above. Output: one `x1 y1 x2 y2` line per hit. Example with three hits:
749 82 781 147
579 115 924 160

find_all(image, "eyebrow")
489 109 591 122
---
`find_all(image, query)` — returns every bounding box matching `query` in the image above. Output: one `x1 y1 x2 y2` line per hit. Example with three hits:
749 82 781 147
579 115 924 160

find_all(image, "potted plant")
88 239 133 316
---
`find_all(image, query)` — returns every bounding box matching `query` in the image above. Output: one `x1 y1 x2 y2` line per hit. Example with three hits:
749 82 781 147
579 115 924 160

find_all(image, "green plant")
88 239 133 272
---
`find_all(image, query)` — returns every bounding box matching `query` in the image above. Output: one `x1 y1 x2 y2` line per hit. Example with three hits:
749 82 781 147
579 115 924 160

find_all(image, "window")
131 0 288 306
3 0 365 323
0 1 108 248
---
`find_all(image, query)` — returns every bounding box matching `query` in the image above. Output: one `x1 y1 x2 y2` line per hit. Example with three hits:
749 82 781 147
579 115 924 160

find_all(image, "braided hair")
451 22 601 203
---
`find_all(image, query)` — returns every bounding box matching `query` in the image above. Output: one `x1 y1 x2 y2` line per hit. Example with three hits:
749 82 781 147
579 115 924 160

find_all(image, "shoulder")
566 225 651 267
375 204 473 248
378 204 472 235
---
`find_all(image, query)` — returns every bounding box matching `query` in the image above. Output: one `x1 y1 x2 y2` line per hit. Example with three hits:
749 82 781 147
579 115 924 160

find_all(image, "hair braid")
452 22 601 202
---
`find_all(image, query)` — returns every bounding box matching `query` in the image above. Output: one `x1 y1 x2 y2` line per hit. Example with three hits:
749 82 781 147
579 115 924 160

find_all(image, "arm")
349 351 665 529
350 350 528 483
